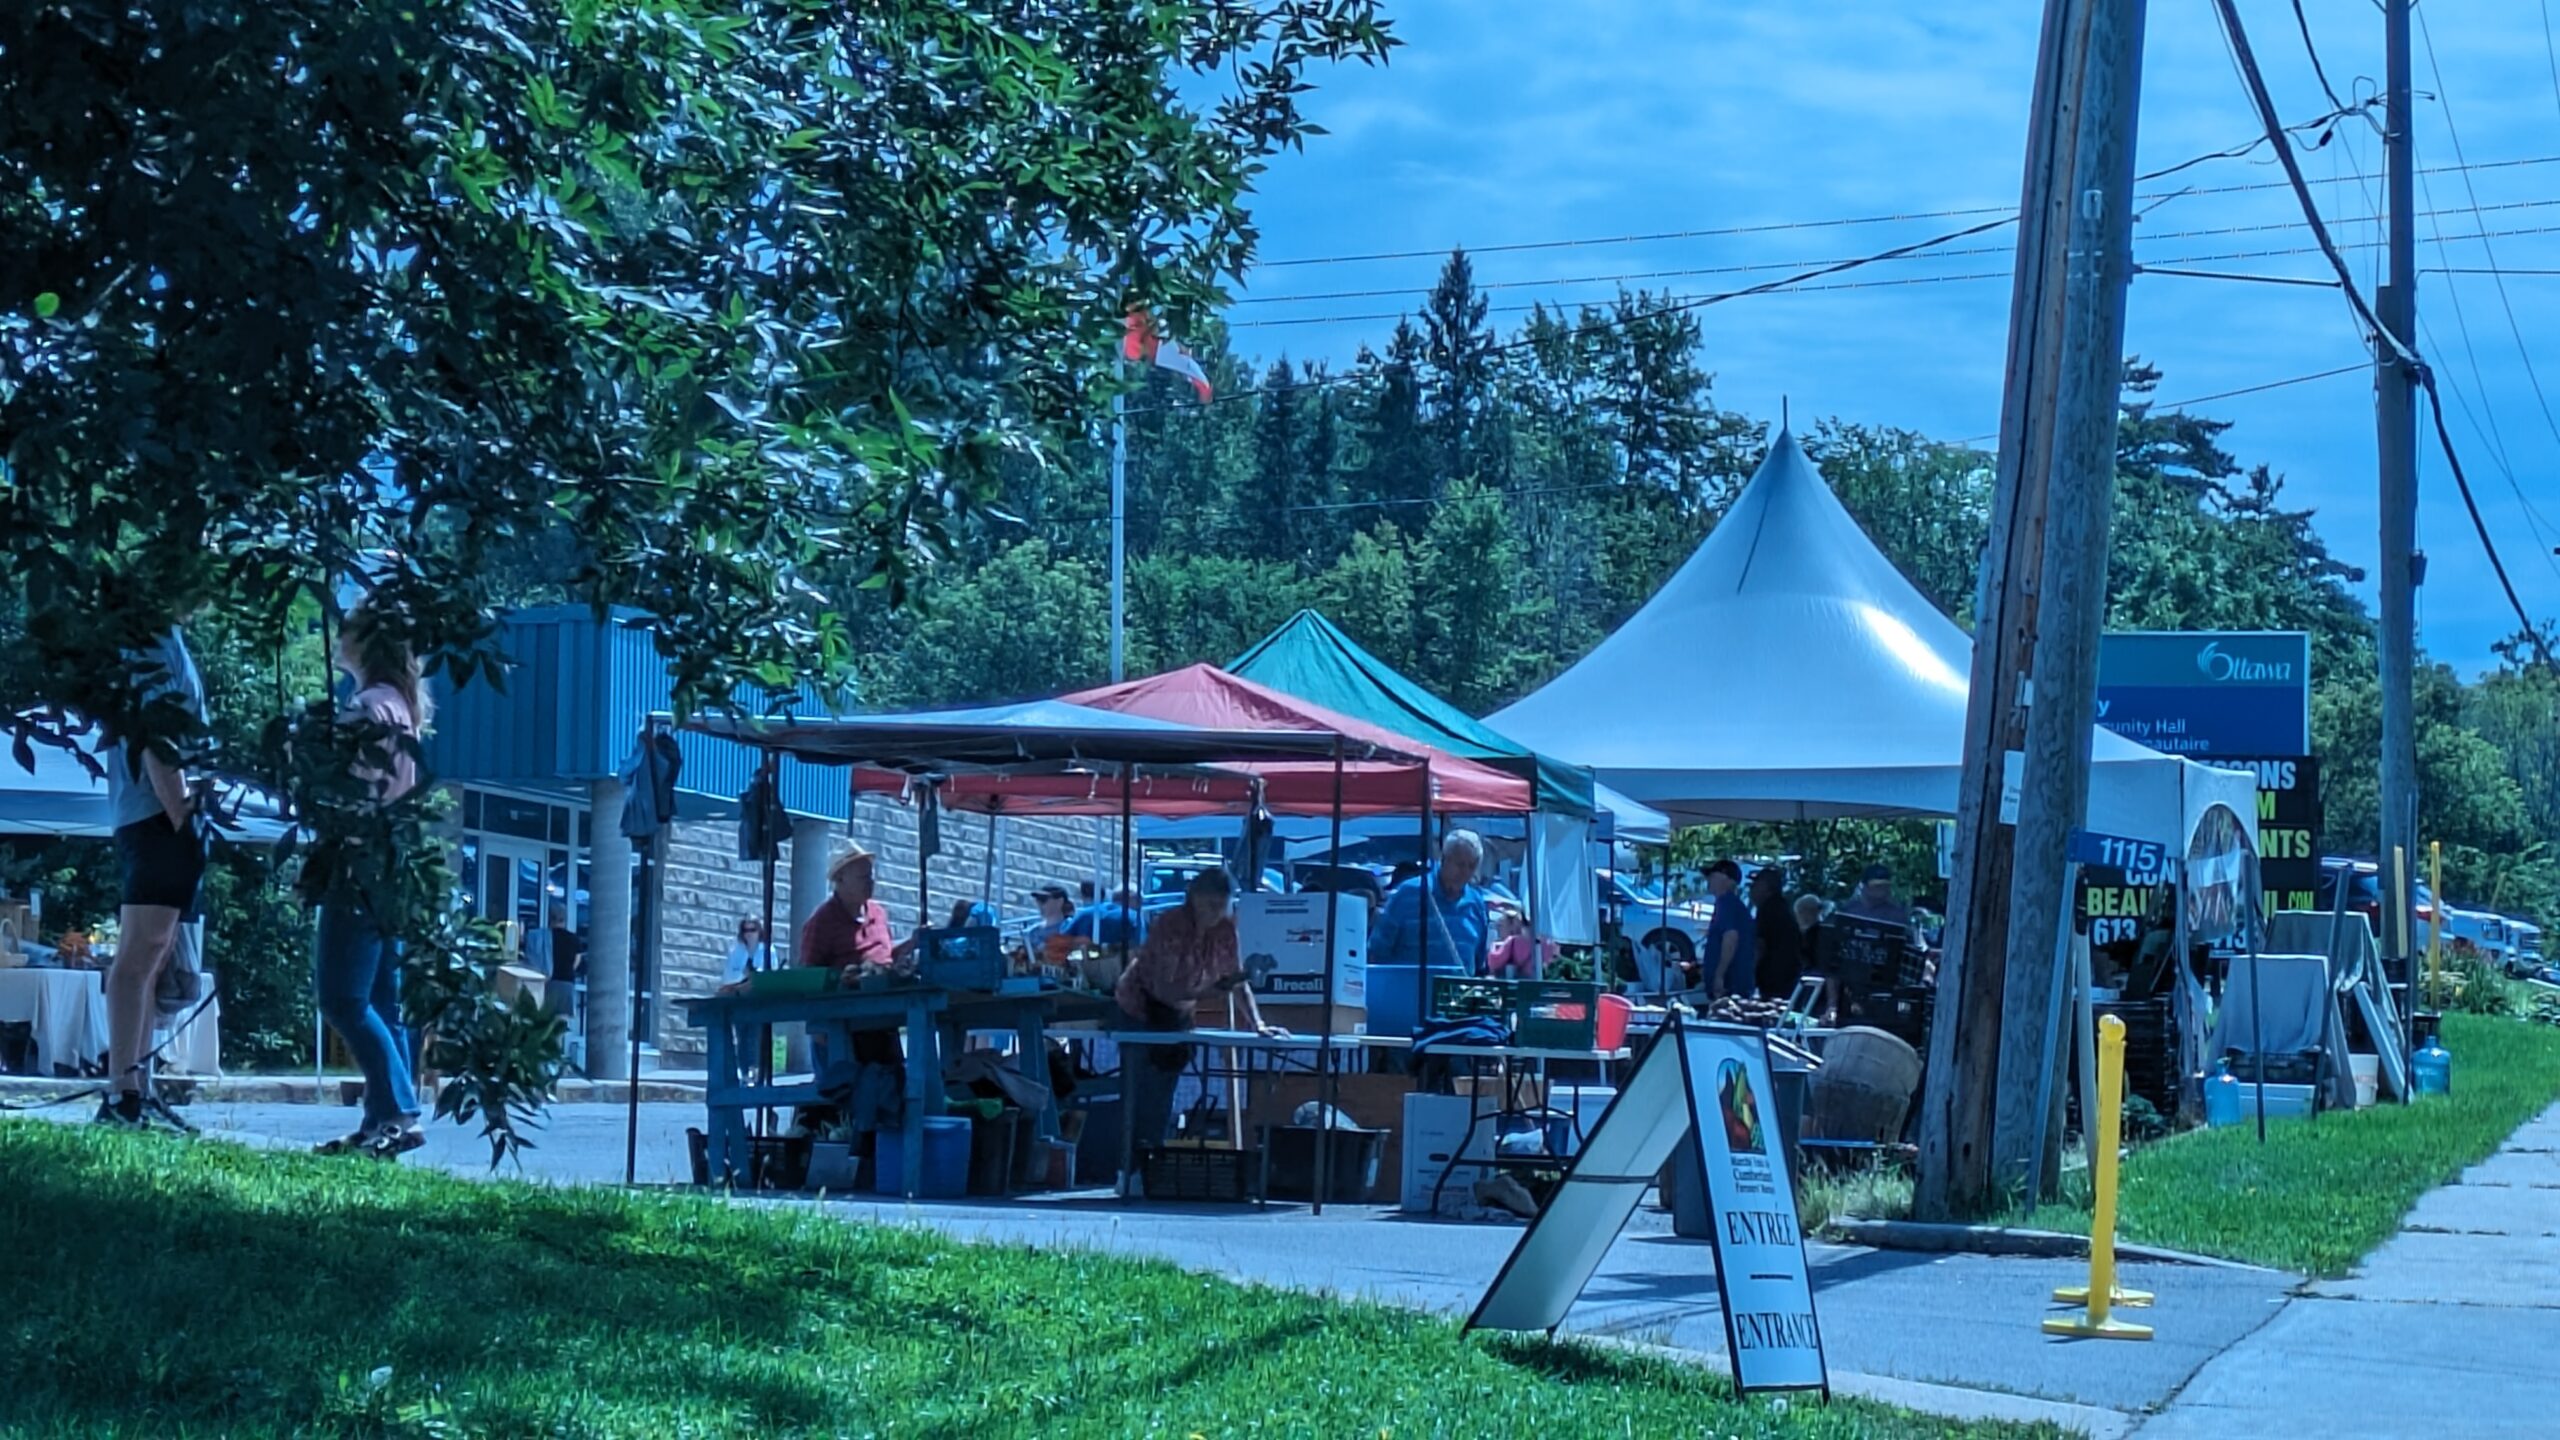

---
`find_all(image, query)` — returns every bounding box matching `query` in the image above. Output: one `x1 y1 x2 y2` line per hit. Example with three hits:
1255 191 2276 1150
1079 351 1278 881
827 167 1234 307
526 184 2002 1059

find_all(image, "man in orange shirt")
799 845 913 1070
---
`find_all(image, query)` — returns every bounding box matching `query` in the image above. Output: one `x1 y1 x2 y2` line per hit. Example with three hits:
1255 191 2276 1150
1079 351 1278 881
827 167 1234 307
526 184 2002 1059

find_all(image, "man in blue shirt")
1069 886 1148 950
1700 858 1756 1000
1372 830 1491 975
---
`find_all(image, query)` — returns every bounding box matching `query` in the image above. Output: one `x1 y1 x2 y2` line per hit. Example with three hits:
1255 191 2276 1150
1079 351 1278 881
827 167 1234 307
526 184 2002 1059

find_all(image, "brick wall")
650 795 1116 1061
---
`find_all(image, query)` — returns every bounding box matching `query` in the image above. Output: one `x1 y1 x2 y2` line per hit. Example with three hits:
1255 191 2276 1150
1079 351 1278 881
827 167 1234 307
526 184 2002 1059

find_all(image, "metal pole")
2248 938 2268 1143
1314 738 1346 1215
624 822 654 1185
757 751 780 1143
1416 763 1433 1033
1110 386 1127 684
2377 0 2421 1013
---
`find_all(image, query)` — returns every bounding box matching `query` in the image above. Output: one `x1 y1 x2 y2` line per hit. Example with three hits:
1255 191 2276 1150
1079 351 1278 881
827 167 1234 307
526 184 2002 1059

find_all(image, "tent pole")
1416 763 1433 1037
756 749 781 1150
1315 738 1346 1215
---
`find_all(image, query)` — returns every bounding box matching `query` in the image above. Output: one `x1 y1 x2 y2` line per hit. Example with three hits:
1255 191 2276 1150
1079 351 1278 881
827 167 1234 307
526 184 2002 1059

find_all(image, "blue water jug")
2415 1031 2453 1097
2203 1056 2245 1127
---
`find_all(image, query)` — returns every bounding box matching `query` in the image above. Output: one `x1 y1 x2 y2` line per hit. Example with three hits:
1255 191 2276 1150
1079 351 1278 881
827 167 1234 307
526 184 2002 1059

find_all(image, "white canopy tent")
0 725 289 843
1491 430 2259 848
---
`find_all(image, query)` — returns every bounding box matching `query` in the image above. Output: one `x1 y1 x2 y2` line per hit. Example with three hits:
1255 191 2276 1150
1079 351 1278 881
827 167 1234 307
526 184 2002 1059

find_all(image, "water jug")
2203 1056 2245 1127
2414 1031 2453 1097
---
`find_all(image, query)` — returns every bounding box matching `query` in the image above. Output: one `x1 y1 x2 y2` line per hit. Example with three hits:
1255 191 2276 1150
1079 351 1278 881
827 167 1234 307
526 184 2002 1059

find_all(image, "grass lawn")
2049 1014 2560 1277
0 1123 2069 1440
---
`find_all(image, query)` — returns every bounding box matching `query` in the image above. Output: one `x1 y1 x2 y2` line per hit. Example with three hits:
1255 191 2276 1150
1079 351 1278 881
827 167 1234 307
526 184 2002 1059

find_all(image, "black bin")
968 1111 1020 1196
1262 1125 1384 1203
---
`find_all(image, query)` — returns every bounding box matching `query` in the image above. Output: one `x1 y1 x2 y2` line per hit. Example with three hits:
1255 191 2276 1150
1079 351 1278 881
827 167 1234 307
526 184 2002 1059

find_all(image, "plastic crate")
919 926 1005 991
1430 975 1513 1022
1512 980 1601 1051
1140 1143 1263 1203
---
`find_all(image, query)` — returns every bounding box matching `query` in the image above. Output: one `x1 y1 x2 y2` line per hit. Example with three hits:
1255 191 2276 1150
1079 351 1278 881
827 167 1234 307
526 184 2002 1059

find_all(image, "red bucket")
1595 993 1633 1052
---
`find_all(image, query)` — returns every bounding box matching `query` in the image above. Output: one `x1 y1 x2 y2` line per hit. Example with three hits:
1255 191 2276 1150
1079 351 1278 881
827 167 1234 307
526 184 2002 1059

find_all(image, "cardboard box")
1236 892 1367 1009
1400 1091 1502 1214
493 964 548 1009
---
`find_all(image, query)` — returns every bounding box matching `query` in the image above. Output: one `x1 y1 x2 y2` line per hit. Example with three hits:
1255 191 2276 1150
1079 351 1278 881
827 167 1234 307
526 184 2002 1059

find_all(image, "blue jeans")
316 901 419 1130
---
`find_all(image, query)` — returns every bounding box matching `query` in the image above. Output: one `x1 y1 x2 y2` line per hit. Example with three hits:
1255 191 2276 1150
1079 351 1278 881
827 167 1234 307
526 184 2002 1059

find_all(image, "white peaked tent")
1491 430 2257 847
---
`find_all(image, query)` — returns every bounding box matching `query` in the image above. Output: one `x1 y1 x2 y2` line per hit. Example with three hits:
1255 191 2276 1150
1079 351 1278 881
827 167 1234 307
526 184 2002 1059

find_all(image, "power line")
1228 221 2560 329
1235 198 2560 308
1245 153 2560 271
2290 0 2359 120
2209 0 2551 662
1948 364 2371 446
2417 7 2560 561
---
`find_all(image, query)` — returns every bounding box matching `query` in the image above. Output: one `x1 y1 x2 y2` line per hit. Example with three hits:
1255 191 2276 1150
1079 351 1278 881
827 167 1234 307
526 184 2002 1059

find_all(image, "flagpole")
1110 369 1126 683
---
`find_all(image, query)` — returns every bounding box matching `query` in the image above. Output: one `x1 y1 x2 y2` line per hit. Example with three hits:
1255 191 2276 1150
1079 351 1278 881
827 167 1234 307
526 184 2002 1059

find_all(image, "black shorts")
115 814 208 916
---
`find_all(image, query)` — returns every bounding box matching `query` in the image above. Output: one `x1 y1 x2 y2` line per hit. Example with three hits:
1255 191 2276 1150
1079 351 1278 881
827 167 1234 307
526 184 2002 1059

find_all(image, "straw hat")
827 843 874 883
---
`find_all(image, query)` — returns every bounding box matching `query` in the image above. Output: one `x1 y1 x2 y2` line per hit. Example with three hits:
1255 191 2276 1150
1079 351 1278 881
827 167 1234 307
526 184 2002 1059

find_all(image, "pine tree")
1422 249 1496 489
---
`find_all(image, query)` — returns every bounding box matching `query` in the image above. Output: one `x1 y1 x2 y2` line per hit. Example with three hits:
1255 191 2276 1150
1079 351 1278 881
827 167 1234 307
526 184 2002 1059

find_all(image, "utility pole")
1919 0 2148 1219
2376 0 2420 983
1990 0 2149 1200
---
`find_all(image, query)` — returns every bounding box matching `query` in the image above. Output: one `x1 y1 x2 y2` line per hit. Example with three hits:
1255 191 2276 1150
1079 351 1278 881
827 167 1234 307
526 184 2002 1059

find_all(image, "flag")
1122 311 1213 400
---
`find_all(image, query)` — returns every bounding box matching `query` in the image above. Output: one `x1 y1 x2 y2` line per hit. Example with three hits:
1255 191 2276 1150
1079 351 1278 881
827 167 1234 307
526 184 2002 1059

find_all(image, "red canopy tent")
850 666 1533 817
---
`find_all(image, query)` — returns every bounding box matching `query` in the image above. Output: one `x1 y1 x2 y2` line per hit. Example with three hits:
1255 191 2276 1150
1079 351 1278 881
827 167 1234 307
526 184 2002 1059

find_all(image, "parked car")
2314 857 2434 942
1597 868 1719 983
1290 862 1390 911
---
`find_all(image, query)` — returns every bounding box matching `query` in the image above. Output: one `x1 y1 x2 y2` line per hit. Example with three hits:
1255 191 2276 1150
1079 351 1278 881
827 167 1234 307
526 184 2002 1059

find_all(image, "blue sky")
1226 1 2560 676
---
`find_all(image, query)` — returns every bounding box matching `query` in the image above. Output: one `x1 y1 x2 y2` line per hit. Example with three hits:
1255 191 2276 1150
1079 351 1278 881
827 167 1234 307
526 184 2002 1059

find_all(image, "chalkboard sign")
1822 914 1912 990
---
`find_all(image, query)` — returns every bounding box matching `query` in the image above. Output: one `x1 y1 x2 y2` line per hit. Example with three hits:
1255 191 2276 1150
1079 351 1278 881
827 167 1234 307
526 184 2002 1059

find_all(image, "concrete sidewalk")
2136 1100 2560 1438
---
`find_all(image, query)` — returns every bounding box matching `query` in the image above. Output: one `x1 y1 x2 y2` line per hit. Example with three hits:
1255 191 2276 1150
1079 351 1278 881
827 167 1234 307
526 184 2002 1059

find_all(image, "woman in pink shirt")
1485 906 1556 980
310 600 429 1158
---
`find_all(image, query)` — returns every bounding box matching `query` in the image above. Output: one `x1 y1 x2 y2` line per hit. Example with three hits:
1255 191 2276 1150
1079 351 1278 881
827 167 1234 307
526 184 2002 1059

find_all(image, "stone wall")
650 795 1116 1062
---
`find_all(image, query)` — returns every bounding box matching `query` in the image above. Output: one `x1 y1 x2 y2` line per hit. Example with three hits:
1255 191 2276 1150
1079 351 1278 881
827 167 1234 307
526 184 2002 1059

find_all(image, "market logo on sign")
2194 642 2293 683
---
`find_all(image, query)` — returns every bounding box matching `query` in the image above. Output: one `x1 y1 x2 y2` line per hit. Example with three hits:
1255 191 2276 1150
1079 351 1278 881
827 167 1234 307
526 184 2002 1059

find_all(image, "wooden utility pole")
1918 0 2149 1219
2376 0 2420 981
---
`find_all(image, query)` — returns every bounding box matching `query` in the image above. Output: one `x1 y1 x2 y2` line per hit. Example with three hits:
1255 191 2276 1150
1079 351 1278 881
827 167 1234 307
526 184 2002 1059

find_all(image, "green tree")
1127 555 1312 675
1414 481 1551 711
0 0 1393 1153
1422 250 1498 490
1354 320 1437 531
1312 525 1419 674
874 541 1110 709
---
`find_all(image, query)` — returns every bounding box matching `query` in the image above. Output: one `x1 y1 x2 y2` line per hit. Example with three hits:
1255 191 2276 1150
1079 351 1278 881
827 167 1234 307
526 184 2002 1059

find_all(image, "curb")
0 1075 703 1107
1572 1331 2139 1439
1826 1217 2292 1275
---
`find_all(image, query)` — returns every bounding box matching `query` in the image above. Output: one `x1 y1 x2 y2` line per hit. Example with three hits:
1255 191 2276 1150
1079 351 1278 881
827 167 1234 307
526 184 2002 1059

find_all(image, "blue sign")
2067 828 2172 885
2096 631 2311 757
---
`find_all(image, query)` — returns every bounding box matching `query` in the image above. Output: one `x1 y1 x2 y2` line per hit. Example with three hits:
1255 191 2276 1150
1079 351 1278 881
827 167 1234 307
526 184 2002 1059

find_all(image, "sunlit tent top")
1490 429 2257 846
1229 609 1597 819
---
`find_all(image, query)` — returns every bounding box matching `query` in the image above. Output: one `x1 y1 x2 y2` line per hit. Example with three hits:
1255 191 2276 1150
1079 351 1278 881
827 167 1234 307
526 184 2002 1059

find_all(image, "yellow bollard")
2047 1014 2154 1340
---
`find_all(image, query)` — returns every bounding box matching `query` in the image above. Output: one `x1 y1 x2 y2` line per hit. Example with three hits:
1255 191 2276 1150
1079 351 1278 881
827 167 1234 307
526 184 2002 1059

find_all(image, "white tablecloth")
0 967 109 1076
160 992 222 1077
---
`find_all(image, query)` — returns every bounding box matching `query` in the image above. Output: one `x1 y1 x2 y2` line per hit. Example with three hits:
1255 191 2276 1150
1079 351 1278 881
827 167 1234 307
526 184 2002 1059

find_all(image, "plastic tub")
2351 1052 2380 1108
1595 993 1633 1053
873 1116 972 1198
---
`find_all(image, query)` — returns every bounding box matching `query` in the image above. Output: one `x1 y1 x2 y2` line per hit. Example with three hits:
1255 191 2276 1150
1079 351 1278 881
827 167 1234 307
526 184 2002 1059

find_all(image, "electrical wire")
1244 153 2560 271
2416 7 2560 561
1229 221 2560 330
2209 0 2552 665
1235 199 2560 309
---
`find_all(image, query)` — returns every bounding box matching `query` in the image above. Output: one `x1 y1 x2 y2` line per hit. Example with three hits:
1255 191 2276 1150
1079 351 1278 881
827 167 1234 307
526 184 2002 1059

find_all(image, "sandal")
365 1122 426 1160
313 1130 371 1157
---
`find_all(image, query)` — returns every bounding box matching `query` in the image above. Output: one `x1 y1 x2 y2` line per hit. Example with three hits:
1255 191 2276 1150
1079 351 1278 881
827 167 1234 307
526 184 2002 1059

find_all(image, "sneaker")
93 1092 147 1129
364 1121 426 1161
140 1095 198 1135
